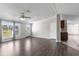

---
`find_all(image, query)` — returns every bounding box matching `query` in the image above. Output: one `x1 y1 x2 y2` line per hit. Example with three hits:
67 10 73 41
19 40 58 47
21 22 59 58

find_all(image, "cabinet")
61 32 68 41
61 20 68 41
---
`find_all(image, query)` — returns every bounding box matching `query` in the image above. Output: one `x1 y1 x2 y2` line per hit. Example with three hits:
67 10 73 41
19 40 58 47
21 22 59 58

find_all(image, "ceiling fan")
19 10 31 19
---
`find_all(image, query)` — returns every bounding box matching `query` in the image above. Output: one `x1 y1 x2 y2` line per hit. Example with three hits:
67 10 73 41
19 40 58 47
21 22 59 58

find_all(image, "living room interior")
0 3 79 56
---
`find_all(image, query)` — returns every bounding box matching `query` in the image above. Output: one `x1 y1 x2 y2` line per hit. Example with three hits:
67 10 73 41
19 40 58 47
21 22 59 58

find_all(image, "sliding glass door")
0 20 32 42
14 22 21 39
1 21 13 42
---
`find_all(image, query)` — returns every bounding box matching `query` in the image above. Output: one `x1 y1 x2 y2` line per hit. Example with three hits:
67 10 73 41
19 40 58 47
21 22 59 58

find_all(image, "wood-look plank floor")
62 35 79 51
0 37 79 56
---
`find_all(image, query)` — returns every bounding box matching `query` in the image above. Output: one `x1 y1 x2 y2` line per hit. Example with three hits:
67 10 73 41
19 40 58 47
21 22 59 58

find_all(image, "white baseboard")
32 36 56 40
56 40 61 42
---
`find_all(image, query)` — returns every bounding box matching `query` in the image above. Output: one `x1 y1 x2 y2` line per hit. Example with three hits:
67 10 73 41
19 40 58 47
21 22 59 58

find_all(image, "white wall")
32 16 57 39
50 22 57 39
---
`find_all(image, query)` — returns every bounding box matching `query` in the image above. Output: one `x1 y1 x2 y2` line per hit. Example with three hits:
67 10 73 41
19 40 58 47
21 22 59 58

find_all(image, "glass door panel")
1 21 13 42
15 22 21 39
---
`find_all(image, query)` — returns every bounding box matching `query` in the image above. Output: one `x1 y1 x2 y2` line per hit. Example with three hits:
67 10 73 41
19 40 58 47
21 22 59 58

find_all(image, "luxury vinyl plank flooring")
62 35 79 52
0 37 79 56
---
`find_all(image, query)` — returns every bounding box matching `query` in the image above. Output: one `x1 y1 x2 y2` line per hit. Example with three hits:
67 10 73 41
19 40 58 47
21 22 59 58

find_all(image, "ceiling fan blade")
24 17 31 18
19 16 31 18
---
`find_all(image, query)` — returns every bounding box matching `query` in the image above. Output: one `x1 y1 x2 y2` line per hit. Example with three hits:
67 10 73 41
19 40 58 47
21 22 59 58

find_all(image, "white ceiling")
55 3 79 15
0 3 79 22
0 3 56 22
55 3 79 20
